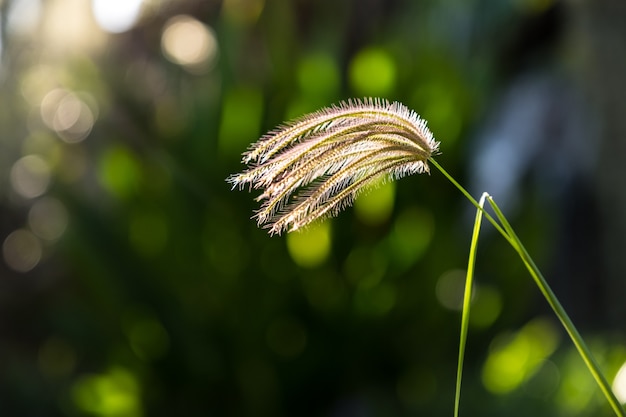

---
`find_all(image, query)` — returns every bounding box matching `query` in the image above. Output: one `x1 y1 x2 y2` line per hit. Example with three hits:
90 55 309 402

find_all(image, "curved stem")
488 197 626 417
429 157 626 417
428 158 512 245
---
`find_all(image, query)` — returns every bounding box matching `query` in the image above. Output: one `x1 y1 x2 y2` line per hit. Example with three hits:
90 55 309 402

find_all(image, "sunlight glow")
436 270 501 326
354 180 396 226
43 0 103 53
388 206 434 267
469 285 502 328
29 197 69 241
218 86 263 155
482 318 560 394
297 52 340 97
161 15 218 73
73 367 141 417
6 0 42 35
349 47 397 96
613 360 626 404
92 0 144 33
98 146 141 199
10 155 51 199
3 229 42 273
556 347 596 412
40 89 96 143
436 269 466 310
286 222 331 268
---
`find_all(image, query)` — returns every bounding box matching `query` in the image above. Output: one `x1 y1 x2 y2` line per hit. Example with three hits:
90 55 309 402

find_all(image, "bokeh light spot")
349 47 397 96
98 146 141 199
6 0 42 36
556 346 596 412
21 133 62 169
41 89 95 143
436 271 501 327
73 367 141 417
43 0 105 53
54 93 95 143
482 318 560 394
435 269 466 311
10 155 51 199
297 52 340 97
29 197 69 241
411 83 462 148
286 222 331 268
613 360 626 404
161 15 218 73
388 206 434 268
218 86 263 156
354 180 395 226
469 285 502 328
21 64 58 107
3 229 42 273
40 88 68 127
92 0 144 34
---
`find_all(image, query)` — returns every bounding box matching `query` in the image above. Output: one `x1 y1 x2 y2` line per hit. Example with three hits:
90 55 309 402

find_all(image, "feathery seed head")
227 98 439 235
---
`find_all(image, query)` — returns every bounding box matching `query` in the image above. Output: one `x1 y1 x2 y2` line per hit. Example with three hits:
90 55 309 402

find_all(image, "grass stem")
454 192 488 417
488 197 626 417
430 158 626 417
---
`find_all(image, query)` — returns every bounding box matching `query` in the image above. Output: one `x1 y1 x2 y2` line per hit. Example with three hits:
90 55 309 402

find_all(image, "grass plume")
228 97 626 417
227 98 439 235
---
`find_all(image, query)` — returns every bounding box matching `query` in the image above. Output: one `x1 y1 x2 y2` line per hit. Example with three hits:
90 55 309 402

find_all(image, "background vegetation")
1 0 625 416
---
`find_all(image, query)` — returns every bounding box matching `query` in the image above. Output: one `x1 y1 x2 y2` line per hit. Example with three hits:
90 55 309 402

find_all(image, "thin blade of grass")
454 192 489 417
431 158 624 416
487 196 626 417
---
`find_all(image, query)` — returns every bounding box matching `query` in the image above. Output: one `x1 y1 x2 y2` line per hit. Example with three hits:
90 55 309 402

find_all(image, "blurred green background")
1 0 626 416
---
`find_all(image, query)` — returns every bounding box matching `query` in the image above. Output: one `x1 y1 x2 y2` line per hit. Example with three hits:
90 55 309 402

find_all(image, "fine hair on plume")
227 98 439 235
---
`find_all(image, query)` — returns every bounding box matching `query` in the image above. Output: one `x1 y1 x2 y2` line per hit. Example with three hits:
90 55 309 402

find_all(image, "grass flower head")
227 98 439 235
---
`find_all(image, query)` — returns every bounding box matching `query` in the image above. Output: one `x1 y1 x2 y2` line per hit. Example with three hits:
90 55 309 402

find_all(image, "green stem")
487 197 626 417
454 192 488 417
429 157 626 417
428 158 511 245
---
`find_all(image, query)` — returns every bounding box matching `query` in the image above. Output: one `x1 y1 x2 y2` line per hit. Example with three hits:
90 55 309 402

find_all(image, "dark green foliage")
0 1 623 416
